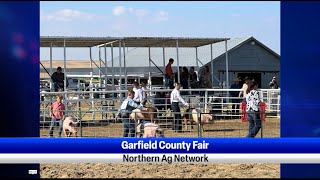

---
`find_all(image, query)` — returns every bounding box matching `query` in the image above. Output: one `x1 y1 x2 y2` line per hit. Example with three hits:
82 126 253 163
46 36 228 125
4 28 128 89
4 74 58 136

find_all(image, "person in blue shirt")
116 90 144 137
230 78 242 117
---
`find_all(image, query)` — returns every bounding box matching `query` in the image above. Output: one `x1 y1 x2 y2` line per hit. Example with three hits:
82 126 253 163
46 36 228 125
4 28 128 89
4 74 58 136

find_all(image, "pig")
62 116 79 137
182 108 214 132
130 107 158 124
136 122 165 138
130 109 143 123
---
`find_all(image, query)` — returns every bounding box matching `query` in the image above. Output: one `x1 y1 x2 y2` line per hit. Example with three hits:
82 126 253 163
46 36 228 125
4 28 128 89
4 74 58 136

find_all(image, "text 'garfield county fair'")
121 140 209 151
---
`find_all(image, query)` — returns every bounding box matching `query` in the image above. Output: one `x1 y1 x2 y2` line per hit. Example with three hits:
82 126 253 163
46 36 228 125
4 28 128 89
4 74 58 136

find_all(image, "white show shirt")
170 88 187 105
133 87 143 103
245 89 261 112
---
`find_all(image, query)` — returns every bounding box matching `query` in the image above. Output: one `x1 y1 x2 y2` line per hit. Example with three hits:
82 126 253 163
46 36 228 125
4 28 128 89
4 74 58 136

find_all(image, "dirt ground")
40 118 280 178
40 118 280 138
40 163 279 178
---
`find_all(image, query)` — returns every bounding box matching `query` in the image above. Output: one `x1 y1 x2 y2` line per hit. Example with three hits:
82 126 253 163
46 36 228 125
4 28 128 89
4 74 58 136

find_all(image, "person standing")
230 78 242 117
165 58 174 89
170 83 189 132
245 81 262 138
180 67 189 95
189 67 198 84
189 66 199 95
116 90 144 137
141 82 148 106
132 82 144 107
51 67 65 92
189 67 198 82
200 66 212 89
239 76 253 101
199 66 212 96
269 76 279 89
49 95 65 137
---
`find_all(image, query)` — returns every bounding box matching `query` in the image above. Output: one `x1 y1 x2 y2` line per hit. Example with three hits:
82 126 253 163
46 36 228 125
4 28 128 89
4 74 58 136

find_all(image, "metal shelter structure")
40 36 231 93
39 36 282 138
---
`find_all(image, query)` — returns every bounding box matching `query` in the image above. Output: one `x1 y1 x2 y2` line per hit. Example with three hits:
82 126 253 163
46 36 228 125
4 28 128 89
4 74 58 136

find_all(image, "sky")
40 1 280 60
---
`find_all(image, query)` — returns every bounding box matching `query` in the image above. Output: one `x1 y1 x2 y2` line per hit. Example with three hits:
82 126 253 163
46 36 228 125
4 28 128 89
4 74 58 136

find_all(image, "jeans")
54 82 64 92
48 118 63 137
246 110 262 138
165 76 174 89
122 115 135 137
171 102 182 132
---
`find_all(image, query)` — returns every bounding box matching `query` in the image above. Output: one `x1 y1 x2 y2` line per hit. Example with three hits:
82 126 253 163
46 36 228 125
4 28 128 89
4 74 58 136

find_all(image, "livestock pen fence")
40 88 280 138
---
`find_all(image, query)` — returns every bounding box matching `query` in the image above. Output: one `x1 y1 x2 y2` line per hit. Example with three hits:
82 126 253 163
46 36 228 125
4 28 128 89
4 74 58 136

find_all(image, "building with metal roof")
203 36 280 89
40 36 279 90
104 36 280 88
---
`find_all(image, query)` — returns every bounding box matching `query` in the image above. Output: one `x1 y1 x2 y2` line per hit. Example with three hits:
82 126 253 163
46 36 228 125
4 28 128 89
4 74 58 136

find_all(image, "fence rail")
40 88 280 138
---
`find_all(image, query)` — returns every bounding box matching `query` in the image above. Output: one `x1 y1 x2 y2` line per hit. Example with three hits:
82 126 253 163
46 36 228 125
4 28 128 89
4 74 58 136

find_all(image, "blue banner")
0 138 320 154
281 1 320 178
0 1 40 178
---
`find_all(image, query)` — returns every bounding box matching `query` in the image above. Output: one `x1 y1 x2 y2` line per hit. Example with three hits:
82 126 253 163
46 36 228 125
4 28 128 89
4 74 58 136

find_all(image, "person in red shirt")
49 95 66 137
165 58 174 89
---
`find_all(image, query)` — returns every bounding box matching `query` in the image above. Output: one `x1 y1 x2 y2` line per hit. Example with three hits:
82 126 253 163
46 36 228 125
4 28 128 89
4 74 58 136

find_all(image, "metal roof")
107 36 280 68
40 37 280 77
107 37 248 68
40 36 229 48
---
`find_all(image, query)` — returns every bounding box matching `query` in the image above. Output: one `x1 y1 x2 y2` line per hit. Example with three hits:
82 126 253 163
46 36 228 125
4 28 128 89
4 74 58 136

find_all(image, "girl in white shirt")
245 81 262 138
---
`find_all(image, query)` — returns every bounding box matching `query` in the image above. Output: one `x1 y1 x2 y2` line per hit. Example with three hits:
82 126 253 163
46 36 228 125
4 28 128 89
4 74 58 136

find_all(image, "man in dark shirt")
51 67 65 92
189 67 198 82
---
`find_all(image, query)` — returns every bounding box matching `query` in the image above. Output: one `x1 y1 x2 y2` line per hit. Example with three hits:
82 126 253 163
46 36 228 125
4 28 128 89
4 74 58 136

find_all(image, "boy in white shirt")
132 82 144 107
170 83 189 132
